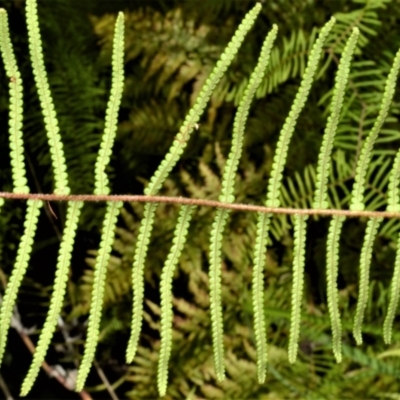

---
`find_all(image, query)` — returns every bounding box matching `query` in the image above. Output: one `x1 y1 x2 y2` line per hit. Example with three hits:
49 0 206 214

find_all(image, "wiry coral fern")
253 16 335 367
208 24 277 383
3 1 400 397
126 2 263 364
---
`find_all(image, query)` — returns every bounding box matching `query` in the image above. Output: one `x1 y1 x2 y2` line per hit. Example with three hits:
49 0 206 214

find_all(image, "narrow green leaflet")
21 201 83 396
0 9 29 194
158 205 195 396
94 12 124 195
353 217 383 345
26 0 70 195
76 200 123 391
288 214 308 364
326 215 345 362
0 200 42 365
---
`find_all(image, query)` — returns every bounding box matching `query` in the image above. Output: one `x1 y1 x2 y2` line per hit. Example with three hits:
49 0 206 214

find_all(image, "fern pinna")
2 1 400 397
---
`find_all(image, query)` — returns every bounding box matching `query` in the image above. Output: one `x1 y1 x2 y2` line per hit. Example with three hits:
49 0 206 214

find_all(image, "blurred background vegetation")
1 0 400 398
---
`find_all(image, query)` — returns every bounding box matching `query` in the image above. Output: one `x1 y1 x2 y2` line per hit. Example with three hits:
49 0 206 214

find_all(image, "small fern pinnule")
26 0 69 195
20 201 83 397
126 202 157 363
252 211 271 381
0 9 29 194
313 27 359 210
383 232 400 344
387 149 400 213
94 12 124 195
265 17 335 209
350 46 400 211
144 3 262 197
0 199 42 365
158 205 195 397
219 25 278 204
207 25 278 384
326 215 345 362
288 214 308 364
127 3 262 364
208 208 230 381
76 200 122 391
383 145 400 343
353 216 383 345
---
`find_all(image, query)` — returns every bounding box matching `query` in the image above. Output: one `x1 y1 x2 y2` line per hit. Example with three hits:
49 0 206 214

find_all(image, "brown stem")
0 191 398 219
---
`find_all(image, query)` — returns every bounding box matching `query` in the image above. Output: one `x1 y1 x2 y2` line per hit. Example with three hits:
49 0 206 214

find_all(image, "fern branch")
383 232 400 344
208 208 230 381
0 199 42 365
252 212 272 382
313 27 358 209
266 17 335 208
26 0 69 195
0 9 29 194
20 201 83 396
3 192 400 219
353 216 383 345
76 200 122 391
288 214 308 363
157 205 195 397
127 3 262 364
326 215 345 362
94 12 124 195
350 47 400 211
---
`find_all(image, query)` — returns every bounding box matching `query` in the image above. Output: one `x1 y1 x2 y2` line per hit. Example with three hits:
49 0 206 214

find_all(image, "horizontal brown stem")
0 191 398 219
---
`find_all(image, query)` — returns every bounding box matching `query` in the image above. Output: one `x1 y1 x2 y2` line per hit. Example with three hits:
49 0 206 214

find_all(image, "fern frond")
208 208 230 381
266 17 335 208
0 199 42 365
252 211 272 382
76 200 122 391
20 200 83 396
350 47 400 211
326 215 345 363
126 202 157 363
313 27 358 209
26 0 69 195
127 3 262 364
353 216 383 345
94 12 124 195
158 205 195 397
383 232 400 345
144 3 261 197
288 214 308 364
0 9 29 194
